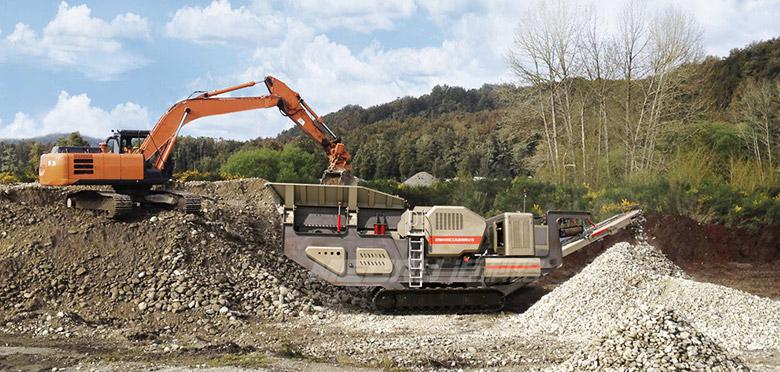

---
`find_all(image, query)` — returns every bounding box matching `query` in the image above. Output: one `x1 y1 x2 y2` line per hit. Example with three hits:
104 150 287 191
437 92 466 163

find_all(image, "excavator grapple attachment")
320 170 357 186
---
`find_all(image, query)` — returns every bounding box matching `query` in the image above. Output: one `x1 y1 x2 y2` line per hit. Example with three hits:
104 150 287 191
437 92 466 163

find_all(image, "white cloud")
669 0 780 56
153 0 780 141
178 109 293 141
1 1 151 80
165 0 284 44
171 0 521 140
286 0 416 32
165 0 416 44
0 91 150 139
586 0 780 57
231 3 515 111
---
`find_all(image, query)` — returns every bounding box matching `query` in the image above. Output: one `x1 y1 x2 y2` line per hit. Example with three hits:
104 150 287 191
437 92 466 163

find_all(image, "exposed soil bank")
544 212 780 299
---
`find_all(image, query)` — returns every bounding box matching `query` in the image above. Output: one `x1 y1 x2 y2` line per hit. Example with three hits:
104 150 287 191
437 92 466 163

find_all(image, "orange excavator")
38 76 354 218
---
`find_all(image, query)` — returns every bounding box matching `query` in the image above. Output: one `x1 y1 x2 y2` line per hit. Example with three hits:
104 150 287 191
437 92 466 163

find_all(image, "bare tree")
509 0 584 182
508 0 704 184
581 7 619 183
614 0 650 173
736 79 778 169
613 2 703 173
639 6 704 169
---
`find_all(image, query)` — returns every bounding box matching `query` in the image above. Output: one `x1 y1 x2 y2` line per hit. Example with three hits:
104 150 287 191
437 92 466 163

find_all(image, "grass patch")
273 342 305 360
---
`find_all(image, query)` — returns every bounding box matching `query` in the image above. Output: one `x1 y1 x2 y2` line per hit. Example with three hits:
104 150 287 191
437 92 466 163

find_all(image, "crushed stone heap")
516 242 780 352
560 306 748 371
0 179 366 331
515 242 688 341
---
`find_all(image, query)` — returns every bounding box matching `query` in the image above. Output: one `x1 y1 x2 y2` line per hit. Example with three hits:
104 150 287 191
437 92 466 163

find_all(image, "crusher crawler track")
373 287 506 313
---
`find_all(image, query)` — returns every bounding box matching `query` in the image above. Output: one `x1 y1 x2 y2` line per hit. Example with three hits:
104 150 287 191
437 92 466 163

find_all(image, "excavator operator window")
106 138 120 154
118 135 146 153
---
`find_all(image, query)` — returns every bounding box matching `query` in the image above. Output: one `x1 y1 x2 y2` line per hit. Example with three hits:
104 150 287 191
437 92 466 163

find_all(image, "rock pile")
516 242 688 341
0 179 364 334
516 242 780 352
561 306 748 371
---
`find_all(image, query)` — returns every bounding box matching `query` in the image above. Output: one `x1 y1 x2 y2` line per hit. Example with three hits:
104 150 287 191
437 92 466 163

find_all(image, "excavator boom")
137 76 352 182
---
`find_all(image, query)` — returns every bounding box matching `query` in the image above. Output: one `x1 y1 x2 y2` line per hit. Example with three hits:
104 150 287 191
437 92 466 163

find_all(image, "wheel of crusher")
108 193 133 219
373 287 505 314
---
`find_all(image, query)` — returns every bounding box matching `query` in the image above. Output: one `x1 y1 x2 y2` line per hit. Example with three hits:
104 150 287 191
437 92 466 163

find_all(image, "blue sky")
0 0 778 140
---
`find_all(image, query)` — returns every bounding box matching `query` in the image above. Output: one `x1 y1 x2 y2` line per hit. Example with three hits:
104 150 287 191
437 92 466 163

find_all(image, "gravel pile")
517 242 780 352
658 277 780 351
0 179 365 338
560 306 748 371
516 242 688 341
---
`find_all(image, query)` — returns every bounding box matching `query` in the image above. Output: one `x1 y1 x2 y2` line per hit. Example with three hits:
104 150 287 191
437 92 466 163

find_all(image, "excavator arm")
263 76 352 183
136 76 353 183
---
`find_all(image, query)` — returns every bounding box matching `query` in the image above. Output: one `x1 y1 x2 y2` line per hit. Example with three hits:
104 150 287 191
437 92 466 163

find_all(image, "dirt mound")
561 306 747 371
560 213 780 269
0 179 364 339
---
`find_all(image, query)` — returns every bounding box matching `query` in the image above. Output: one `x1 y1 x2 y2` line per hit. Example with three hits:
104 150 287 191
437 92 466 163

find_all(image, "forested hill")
276 83 530 180
281 37 780 181
702 38 780 111
277 83 502 140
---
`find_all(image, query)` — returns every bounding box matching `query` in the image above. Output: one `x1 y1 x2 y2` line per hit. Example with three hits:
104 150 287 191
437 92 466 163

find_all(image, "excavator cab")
102 130 150 154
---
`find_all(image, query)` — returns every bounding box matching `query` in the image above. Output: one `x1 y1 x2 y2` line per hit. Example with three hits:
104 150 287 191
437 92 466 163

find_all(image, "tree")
56 132 90 147
508 1 703 184
277 145 320 183
735 79 779 168
509 0 586 182
221 148 279 180
0 146 19 174
26 142 43 179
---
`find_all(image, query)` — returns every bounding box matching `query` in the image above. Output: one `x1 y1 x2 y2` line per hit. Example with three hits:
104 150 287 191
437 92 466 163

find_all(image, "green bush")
0 172 19 184
220 145 320 183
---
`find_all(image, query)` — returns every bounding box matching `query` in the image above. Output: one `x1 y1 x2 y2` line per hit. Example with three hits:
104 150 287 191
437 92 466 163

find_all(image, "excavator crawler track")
373 287 505 314
66 191 133 219
109 194 133 218
141 190 202 214
179 193 202 214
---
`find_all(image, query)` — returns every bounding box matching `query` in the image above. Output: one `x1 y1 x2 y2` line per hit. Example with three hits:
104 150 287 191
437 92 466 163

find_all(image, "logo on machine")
428 236 482 245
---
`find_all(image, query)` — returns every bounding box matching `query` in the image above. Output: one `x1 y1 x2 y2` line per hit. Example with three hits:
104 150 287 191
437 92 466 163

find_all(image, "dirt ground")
1 181 778 371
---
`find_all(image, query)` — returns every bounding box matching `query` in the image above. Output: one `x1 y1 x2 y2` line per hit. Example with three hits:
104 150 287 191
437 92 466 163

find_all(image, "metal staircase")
407 210 427 288
408 234 425 288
